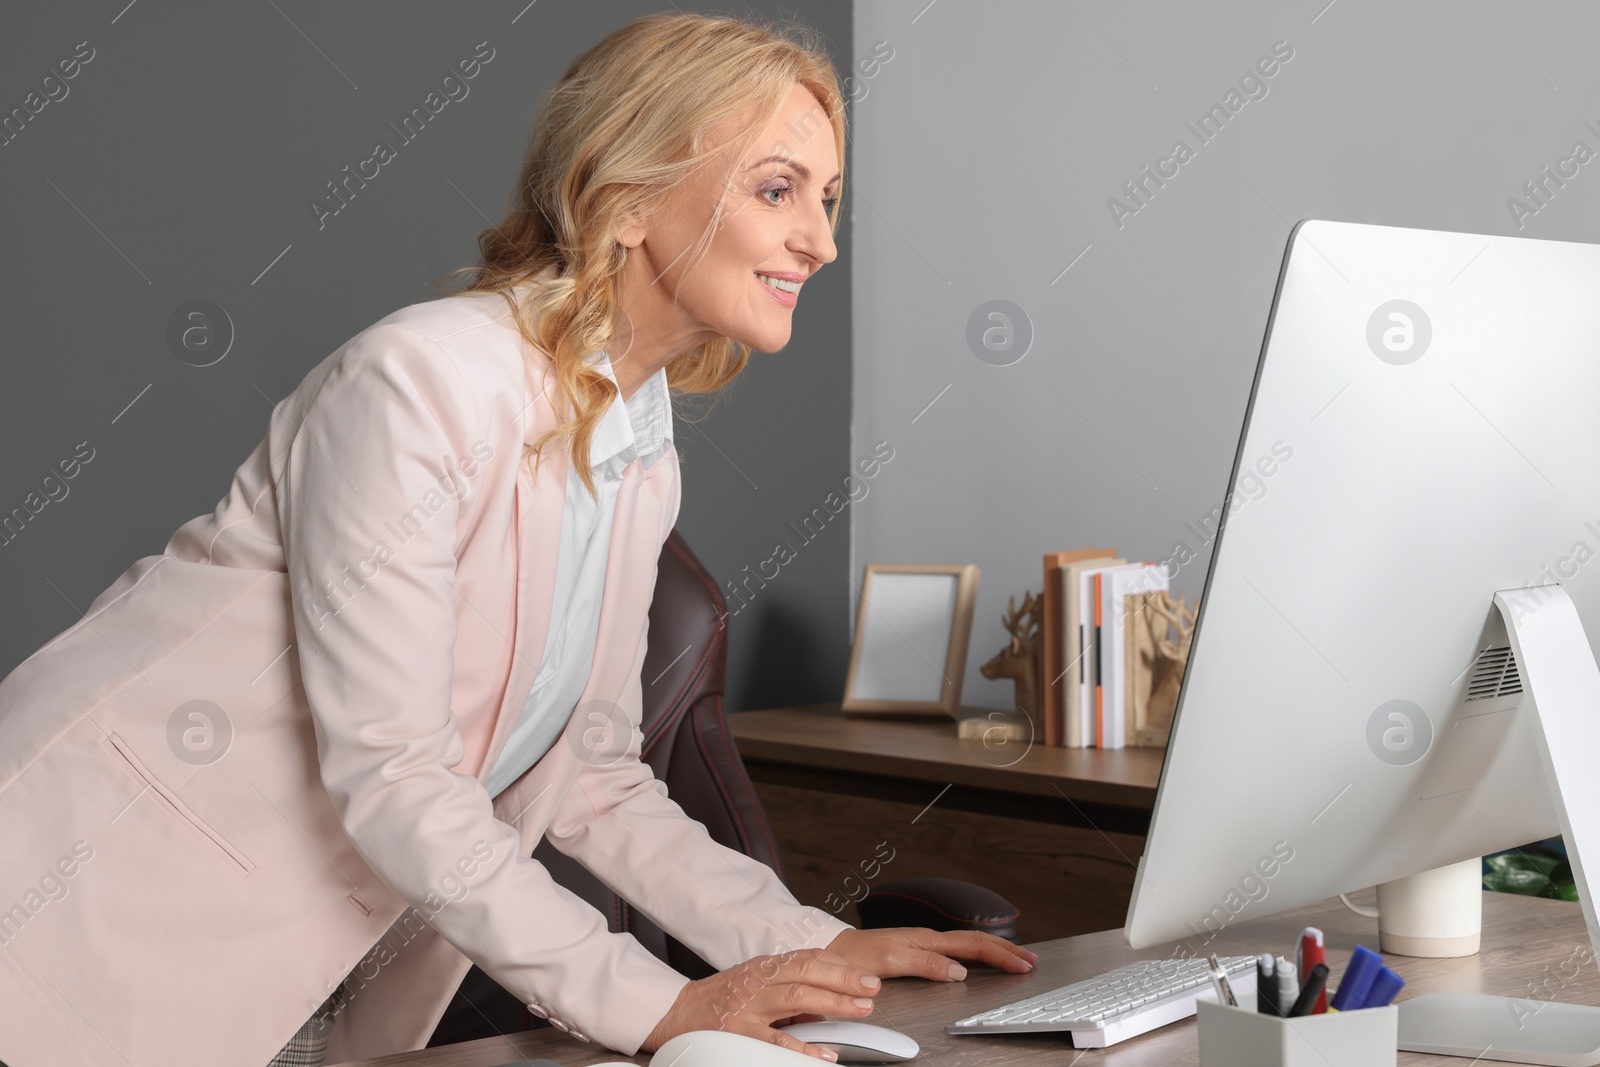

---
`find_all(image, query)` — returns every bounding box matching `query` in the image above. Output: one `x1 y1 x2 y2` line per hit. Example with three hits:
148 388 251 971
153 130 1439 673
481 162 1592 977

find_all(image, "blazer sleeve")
543 453 853 969
278 323 688 1055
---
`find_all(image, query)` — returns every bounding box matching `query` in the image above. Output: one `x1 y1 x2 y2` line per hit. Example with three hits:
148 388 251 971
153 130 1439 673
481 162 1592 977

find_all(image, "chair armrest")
856 876 1021 943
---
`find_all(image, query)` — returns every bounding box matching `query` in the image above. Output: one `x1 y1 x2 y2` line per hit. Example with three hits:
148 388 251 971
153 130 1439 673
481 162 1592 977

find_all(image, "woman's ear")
616 210 646 250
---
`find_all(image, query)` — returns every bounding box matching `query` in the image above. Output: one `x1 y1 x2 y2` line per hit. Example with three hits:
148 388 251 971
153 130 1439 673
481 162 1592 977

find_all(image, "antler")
1145 590 1184 628
1000 591 1042 642
1150 591 1197 660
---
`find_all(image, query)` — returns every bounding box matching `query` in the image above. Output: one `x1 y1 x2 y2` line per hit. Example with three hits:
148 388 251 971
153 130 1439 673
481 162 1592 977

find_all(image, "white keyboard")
947 955 1259 1048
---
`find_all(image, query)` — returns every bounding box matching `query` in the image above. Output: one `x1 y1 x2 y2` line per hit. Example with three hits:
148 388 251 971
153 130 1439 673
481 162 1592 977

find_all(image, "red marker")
1296 927 1327 1014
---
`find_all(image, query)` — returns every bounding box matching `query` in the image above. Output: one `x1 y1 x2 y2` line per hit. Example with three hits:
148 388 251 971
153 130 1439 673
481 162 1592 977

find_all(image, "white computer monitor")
1124 218 1600 1062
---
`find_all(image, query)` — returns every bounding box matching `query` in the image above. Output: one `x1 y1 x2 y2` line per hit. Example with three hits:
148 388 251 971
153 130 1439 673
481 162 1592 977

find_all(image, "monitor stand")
1398 586 1600 1065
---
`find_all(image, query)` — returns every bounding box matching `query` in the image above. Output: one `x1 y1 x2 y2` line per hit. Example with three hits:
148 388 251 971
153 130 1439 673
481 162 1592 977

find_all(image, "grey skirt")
266 982 350 1067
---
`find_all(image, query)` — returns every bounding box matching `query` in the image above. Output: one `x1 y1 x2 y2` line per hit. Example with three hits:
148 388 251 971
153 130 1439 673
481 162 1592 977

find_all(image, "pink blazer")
0 282 849 1067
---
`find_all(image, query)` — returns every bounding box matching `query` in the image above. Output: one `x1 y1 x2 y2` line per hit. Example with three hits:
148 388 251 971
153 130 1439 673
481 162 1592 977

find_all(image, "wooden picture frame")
841 563 981 718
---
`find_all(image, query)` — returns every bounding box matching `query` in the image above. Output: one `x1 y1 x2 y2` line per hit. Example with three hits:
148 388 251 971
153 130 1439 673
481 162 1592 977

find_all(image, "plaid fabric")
266 982 348 1067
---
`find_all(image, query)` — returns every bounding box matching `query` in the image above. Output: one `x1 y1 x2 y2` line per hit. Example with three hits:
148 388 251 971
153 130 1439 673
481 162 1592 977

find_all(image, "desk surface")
730 702 1165 810
331 890 1586 1066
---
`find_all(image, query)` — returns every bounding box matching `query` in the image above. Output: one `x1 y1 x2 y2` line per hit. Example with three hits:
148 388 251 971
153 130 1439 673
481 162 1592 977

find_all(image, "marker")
1256 954 1280 1015
1362 966 1406 1009
1296 927 1327 1014
1288 963 1329 1017
1275 957 1298 1017
1330 945 1384 1012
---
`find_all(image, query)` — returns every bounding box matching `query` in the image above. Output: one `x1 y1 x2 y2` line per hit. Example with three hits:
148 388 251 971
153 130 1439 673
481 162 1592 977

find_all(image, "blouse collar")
585 349 674 472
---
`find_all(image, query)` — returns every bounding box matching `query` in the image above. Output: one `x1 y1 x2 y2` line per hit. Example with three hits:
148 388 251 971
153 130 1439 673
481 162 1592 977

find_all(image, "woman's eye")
764 183 840 213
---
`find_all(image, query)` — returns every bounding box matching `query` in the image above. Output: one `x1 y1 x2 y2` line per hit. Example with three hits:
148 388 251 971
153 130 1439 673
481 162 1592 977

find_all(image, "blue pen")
1362 966 1406 1008
1329 945 1384 1011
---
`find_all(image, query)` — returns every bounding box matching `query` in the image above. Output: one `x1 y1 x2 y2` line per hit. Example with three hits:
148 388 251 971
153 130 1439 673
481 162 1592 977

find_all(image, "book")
1040 548 1117 746
1099 563 1171 749
1059 556 1120 747
1079 561 1137 748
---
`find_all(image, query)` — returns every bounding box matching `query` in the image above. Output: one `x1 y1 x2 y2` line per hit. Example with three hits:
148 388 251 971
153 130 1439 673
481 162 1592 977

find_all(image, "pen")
1275 957 1298 1017
1362 965 1406 1009
1296 927 1327 1014
1256 954 1279 1015
1207 953 1238 1008
1288 963 1329 1017
1329 945 1384 1012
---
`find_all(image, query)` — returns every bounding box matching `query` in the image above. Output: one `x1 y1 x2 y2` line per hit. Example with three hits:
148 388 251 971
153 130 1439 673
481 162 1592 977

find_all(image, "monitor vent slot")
1465 645 1523 701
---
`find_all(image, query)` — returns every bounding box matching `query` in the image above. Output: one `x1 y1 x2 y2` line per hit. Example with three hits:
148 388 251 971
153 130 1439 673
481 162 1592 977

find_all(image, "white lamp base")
1340 857 1484 958
1381 930 1481 957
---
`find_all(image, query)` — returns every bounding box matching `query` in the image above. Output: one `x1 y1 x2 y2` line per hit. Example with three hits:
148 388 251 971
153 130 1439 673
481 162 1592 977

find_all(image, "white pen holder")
1197 999 1398 1067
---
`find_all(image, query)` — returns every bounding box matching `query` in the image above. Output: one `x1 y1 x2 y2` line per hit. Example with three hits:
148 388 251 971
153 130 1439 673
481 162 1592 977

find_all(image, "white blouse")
483 350 675 798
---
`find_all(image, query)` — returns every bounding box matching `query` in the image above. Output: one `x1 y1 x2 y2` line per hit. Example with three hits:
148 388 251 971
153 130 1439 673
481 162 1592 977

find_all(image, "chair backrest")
530 528 783 975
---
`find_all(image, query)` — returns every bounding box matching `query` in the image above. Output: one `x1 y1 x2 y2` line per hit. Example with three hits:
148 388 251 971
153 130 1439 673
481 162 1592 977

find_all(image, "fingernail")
821 1051 838 1062
853 996 874 1009
948 963 968 981
860 975 881 991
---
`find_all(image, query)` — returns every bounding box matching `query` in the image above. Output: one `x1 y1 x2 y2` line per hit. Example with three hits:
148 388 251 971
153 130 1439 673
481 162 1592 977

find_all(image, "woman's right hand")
640 946 882 1061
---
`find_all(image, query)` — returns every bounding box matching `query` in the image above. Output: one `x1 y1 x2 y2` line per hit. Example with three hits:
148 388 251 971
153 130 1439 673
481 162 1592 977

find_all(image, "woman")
0 12 1034 1067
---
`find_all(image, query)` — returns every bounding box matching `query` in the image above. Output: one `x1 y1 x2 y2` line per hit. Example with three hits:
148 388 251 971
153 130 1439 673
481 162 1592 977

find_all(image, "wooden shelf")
730 702 1164 811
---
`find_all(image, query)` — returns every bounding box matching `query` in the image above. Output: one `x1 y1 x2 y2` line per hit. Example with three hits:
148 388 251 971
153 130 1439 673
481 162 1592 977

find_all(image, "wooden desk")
331 891 1588 1066
729 702 1165 940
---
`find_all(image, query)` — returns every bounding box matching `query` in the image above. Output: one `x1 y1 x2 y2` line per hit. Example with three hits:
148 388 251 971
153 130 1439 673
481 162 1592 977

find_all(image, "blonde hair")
439 11 847 501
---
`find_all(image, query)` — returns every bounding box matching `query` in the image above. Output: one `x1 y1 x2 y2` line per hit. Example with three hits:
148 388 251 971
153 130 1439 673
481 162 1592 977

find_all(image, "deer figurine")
980 590 1043 725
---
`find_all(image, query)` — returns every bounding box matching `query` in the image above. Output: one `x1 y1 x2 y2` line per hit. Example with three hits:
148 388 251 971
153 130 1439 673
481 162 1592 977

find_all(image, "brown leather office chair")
429 530 1018 1046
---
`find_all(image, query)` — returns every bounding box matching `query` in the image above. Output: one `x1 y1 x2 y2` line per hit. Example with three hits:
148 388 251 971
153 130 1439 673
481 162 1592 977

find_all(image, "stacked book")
1041 549 1171 749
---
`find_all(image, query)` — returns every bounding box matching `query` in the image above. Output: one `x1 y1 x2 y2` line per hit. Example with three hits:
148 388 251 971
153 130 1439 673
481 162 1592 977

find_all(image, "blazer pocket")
106 732 255 875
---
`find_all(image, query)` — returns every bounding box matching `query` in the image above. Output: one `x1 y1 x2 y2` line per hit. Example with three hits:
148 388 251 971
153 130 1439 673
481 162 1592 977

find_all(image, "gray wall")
850 0 1600 711
0 1 853 714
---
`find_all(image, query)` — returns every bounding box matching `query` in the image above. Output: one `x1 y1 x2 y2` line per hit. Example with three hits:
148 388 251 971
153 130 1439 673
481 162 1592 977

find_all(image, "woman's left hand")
824 927 1038 982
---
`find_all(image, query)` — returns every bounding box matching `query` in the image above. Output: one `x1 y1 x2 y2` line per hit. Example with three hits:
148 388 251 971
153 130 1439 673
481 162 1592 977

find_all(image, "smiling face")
615 82 841 359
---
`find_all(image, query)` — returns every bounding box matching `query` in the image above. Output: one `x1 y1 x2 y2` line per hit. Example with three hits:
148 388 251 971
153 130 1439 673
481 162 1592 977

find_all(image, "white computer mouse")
588 1026 920 1066
778 1021 919 1064
590 1028 821 1066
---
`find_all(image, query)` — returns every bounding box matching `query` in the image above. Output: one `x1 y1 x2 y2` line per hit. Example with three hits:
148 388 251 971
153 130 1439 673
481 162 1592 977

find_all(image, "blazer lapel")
473 347 569 782
476 447 568 782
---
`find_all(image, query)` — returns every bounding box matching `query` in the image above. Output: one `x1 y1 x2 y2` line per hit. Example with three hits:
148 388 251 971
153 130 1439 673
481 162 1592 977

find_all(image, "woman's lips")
756 273 798 308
